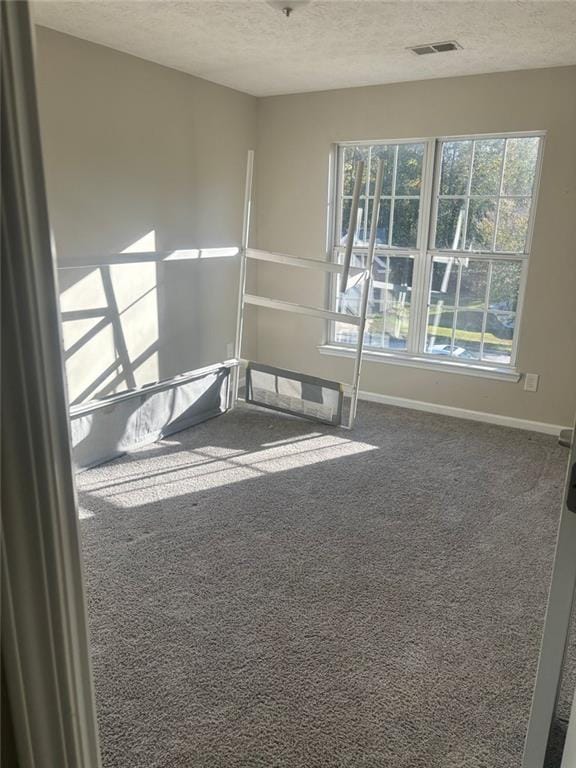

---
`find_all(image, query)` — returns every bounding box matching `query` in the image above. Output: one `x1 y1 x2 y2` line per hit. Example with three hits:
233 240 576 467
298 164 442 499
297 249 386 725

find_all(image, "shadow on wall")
58 231 240 405
60 231 160 404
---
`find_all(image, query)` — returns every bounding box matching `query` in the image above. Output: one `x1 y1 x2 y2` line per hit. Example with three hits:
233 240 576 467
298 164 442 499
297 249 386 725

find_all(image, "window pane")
440 140 472 195
342 146 368 195
429 258 458 308
466 198 496 251
340 142 424 254
495 198 531 253
453 310 484 360
488 261 522 312
485 311 515 344
340 198 352 245
335 251 365 309
435 199 466 250
434 136 540 257
334 255 413 351
375 198 392 245
470 139 504 196
366 256 413 350
427 309 485 360
482 339 513 365
459 260 489 308
483 302 515 364
502 137 539 196
396 143 424 196
426 308 455 352
392 199 419 248
343 154 355 196
359 198 370 244
340 198 370 246
427 257 519 366
370 145 395 196
371 254 389 283
357 200 370 245
350 197 392 246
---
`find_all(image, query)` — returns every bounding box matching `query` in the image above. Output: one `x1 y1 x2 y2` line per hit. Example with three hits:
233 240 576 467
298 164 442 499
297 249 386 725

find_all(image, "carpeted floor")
77 402 570 768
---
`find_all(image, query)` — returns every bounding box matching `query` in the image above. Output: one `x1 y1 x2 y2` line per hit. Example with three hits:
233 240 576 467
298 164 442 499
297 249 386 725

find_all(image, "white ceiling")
33 0 576 97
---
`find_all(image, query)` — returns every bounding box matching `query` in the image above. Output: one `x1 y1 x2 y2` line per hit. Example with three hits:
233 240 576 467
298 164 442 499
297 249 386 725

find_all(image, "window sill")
318 345 521 382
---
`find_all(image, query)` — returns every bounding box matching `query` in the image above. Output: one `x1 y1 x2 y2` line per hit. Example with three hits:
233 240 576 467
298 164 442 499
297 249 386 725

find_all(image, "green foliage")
342 143 424 249
434 136 538 254
489 261 522 309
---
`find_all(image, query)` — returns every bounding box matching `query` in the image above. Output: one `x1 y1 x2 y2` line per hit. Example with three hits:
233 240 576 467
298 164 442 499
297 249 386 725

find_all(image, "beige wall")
254 67 576 427
36 30 576 426
35 27 257 404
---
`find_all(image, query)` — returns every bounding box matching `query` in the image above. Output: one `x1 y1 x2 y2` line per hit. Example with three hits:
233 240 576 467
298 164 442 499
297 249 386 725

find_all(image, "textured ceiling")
33 0 576 96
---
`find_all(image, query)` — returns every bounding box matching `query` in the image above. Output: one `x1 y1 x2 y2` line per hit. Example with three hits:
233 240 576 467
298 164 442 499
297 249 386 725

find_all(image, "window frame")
327 131 546 372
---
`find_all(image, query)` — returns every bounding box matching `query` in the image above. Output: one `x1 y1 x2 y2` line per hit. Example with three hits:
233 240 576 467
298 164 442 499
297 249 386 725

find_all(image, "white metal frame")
56 149 379 430
328 131 546 372
348 160 385 426
233 154 382 429
230 149 255 408
340 159 365 288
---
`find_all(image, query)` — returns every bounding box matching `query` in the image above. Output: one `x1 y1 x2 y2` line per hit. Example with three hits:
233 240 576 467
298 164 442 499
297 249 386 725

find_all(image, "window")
330 134 543 369
339 143 424 249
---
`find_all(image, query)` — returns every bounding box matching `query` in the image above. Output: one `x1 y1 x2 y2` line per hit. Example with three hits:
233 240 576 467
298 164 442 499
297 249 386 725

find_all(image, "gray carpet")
77 401 569 768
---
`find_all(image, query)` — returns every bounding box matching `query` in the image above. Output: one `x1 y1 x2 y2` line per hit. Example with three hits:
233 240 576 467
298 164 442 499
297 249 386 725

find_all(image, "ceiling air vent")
409 41 462 56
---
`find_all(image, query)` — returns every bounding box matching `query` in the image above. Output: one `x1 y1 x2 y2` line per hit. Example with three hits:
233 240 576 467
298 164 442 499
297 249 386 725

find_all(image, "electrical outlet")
524 373 539 392
226 342 235 360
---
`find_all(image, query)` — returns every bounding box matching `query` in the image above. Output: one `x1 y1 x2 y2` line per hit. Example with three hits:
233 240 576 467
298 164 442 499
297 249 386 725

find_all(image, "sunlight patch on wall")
60 268 107 313
162 247 239 260
134 350 159 384
65 322 119 403
111 262 160 385
62 316 105 352
121 229 157 253
59 231 161 402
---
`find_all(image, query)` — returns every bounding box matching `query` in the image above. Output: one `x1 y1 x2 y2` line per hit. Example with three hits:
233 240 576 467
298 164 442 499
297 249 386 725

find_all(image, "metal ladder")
231 150 385 429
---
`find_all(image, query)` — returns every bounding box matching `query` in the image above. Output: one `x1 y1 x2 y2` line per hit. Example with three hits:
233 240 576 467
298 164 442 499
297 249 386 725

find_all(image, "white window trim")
318 343 521 382
325 131 546 377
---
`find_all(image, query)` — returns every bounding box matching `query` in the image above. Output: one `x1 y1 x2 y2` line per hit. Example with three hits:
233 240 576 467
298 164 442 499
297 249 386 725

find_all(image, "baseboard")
348 388 569 436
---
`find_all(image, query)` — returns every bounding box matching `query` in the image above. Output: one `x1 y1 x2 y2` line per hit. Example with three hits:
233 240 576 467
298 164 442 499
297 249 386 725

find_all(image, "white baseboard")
348 388 569 436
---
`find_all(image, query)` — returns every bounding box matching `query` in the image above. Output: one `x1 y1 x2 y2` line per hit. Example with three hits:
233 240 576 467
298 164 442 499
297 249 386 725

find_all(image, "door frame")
3 2 574 766
1 2 101 766
523 424 576 767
